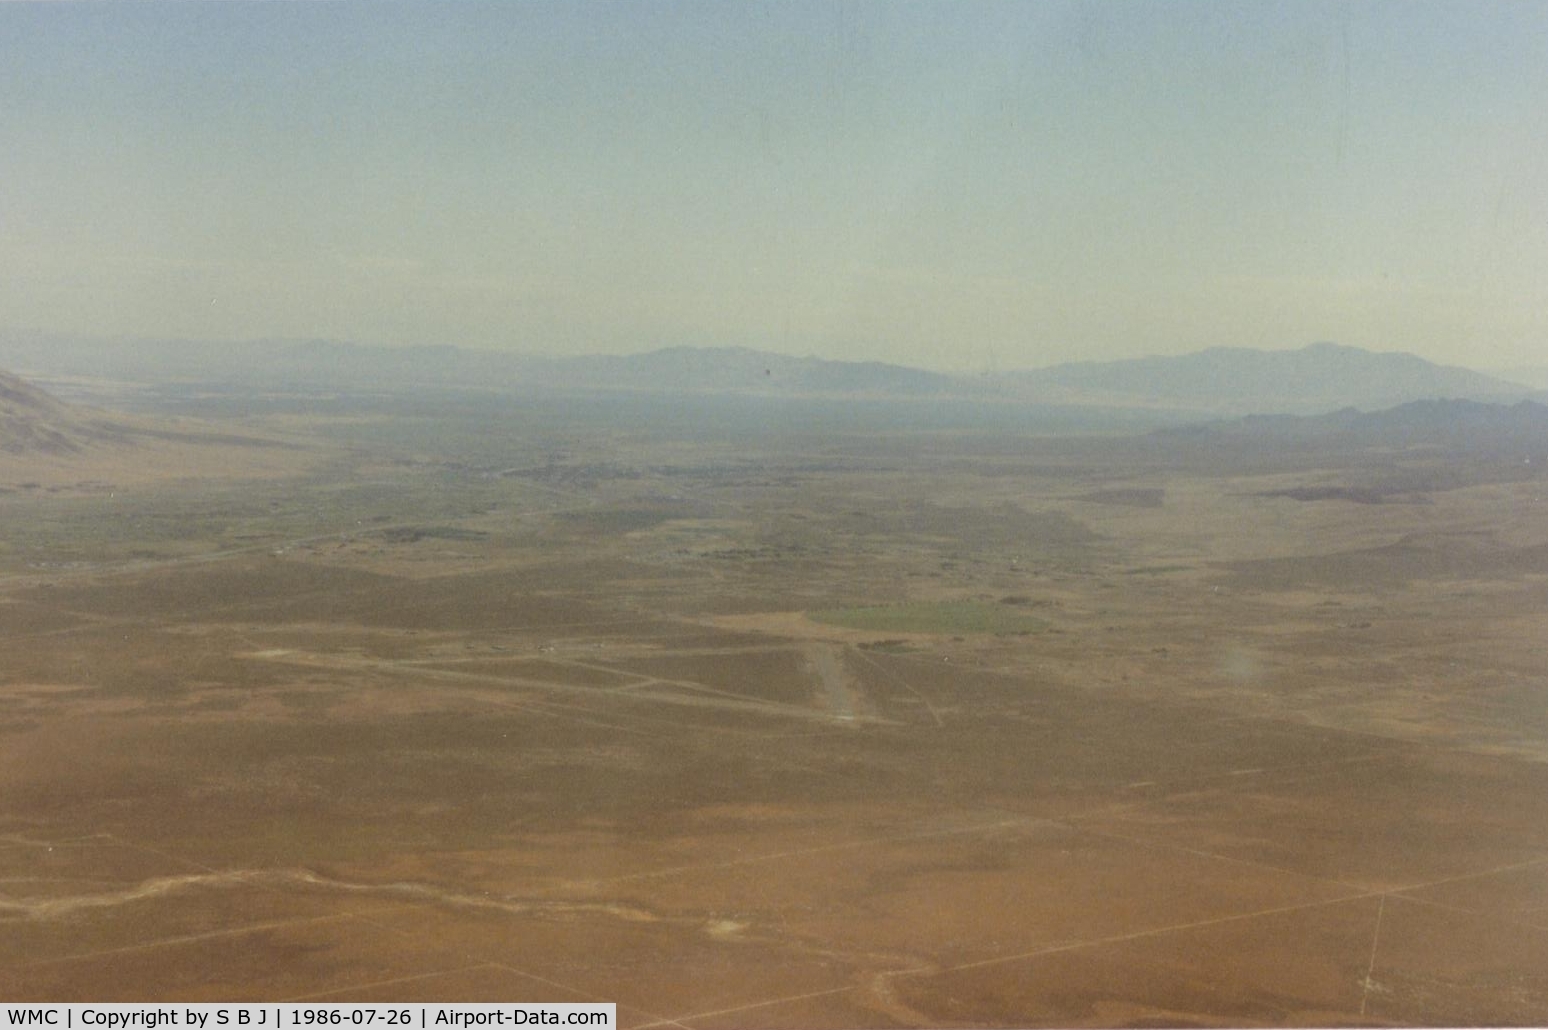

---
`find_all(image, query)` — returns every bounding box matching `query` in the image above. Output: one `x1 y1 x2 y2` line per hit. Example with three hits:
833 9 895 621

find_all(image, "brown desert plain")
3 379 1548 1027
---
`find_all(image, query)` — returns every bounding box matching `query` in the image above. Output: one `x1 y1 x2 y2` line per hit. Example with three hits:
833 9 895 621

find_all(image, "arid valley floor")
3 387 1548 1026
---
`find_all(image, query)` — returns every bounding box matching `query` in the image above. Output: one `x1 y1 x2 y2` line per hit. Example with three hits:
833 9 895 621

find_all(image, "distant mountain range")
0 334 957 398
0 331 1538 418
1493 365 1548 390
1162 397 1548 452
510 346 959 396
1007 342 1532 415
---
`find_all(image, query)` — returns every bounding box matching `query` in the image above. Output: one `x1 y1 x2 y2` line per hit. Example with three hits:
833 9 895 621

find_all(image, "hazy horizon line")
7 324 1538 378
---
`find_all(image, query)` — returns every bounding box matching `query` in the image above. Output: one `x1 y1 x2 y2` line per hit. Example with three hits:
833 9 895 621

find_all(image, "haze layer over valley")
4 333 1539 419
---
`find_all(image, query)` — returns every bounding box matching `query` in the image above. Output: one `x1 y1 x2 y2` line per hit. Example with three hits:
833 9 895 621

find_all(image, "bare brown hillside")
0 368 129 455
0 368 323 487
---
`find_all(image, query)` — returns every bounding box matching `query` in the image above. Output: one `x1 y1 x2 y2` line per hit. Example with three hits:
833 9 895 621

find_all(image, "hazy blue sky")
2 1 1545 370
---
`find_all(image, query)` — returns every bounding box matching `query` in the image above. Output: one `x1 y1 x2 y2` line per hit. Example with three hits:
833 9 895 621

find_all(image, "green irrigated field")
810 599 1047 635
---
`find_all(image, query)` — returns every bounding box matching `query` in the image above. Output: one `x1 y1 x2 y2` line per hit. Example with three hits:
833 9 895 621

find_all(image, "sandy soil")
3 405 1547 1025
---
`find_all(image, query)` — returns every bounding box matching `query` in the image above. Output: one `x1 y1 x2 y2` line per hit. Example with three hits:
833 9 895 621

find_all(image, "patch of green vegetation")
810 600 1047 635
